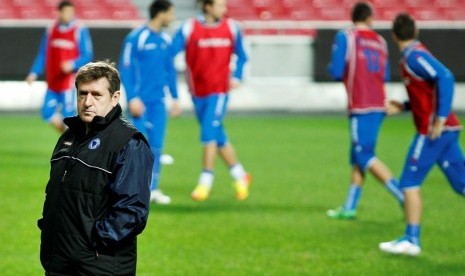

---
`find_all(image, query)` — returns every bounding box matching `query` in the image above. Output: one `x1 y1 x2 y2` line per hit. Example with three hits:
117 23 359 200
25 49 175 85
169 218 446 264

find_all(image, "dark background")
1 27 464 81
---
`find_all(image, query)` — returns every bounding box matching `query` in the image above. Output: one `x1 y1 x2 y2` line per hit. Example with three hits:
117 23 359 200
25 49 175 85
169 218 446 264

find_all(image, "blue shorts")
349 112 385 171
130 100 167 150
192 94 229 147
42 89 76 121
400 131 465 190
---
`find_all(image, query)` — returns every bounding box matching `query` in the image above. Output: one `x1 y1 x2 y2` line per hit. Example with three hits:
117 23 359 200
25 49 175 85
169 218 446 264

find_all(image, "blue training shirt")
119 25 178 104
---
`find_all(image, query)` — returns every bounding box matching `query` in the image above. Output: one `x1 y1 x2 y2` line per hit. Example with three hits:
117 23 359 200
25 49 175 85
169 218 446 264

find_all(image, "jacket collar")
64 104 123 133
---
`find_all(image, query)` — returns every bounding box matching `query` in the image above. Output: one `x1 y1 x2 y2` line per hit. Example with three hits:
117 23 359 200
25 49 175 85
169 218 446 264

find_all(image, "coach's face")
77 78 120 125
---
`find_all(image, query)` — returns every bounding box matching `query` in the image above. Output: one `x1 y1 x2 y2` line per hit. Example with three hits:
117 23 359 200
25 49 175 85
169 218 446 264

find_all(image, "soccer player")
26 0 93 133
119 0 180 205
172 0 251 201
379 13 465 256
326 2 404 219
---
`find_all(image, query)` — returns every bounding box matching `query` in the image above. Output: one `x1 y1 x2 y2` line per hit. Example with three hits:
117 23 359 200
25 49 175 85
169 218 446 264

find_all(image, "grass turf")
0 114 464 275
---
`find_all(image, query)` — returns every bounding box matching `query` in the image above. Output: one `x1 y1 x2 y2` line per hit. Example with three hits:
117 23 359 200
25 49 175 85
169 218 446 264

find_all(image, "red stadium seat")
371 0 404 8
405 0 434 7
444 9 465 20
17 6 54 19
312 0 351 8
434 0 462 7
11 0 36 7
227 7 259 20
110 8 141 20
232 0 464 22
290 9 321 20
0 6 19 19
103 0 132 5
409 7 446 20
76 8 112 20
377 7 409 21
282 0 307 8
42 0 61 6
318 7 349 20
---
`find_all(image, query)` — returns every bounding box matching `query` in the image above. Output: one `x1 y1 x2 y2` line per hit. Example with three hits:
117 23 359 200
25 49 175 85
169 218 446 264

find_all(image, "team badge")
88 138 101 150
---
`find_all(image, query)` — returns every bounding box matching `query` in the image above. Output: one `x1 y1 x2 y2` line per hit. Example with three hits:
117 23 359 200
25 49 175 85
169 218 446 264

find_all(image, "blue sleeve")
407 51 455 118
118 34 139 102
167 45 178 99
171 26 186 56
93 137 153 249
73 27 93 70
232 26 248 80
327 30 347 81
30 32 48 76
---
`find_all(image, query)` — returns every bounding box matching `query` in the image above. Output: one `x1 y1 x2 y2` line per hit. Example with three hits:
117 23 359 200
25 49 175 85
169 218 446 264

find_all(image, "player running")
326 2 404 219
379 13 465 256
119 0 180 204
172 0 251 201
26 0 93 133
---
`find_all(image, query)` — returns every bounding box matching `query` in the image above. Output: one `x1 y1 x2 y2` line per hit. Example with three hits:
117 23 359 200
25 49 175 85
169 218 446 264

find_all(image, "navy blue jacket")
38 105 153 275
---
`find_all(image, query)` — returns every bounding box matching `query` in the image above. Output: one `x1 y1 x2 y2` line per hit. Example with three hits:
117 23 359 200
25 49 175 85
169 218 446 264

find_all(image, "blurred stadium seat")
0 0 141 20
226 0 465 21
0 0 463 22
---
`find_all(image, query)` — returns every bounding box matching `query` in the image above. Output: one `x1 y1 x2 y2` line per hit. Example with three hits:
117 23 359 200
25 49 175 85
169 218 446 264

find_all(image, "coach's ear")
111 90 121 107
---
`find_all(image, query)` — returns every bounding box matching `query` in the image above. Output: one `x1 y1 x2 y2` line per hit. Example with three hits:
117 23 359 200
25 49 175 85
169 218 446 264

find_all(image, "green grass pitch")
1 114 464 275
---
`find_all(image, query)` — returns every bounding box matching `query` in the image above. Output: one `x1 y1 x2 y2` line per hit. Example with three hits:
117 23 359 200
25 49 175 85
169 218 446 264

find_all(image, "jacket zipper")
61 170 68 183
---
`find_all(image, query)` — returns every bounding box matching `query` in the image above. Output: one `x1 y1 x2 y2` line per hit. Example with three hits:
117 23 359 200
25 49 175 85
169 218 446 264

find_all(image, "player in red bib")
26 1 93 133
173 0 250 201
380 13 465 256
327 2 404 219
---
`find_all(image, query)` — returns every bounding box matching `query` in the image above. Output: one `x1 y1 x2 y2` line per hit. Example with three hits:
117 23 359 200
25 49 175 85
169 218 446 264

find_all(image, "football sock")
342 184 362 211
229 163 246 181
198 170 214 189
405 224 421 246
385 178 404 204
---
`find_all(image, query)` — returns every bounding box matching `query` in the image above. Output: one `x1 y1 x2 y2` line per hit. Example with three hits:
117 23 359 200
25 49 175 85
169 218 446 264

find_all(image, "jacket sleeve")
93 137 153 249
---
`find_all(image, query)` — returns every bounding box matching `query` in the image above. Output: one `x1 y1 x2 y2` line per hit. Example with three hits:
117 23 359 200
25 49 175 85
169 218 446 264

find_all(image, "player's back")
344 28 388 113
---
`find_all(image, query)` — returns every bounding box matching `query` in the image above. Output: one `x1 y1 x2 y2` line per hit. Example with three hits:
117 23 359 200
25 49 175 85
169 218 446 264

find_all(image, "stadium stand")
226 0 465 21
0 0 142 20
0 0 464 21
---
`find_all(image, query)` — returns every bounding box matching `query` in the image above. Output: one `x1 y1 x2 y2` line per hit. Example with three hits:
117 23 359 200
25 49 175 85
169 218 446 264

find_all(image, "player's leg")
146 101 171 204
191 96 217 201
437 131 465 196
214 96 251 200
380 134 444 256
364 113 404 203
57 88 77 132
328 113 402 218
42 89 66 133
328 115 366 219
